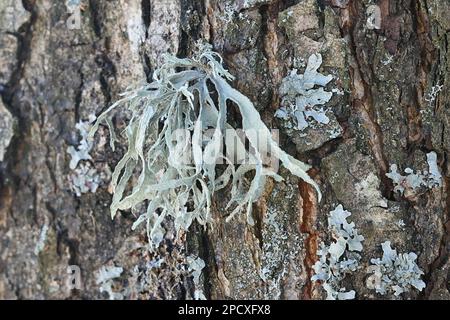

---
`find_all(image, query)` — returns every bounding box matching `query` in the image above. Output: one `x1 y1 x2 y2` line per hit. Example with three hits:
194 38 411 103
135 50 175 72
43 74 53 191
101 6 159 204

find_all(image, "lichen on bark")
0 0 449 300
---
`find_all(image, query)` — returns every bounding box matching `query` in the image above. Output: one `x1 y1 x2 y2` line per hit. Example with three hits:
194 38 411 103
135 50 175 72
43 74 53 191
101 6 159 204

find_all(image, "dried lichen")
275 53 334 131
69 162 105 197
311 205 364 300
366 241 426 296
386 151 442 196
67 114 108 197
95 265 124 300
187 255 206 300
67 114 96 170
366 5 381 30
89 42 320 249
426 151 442 187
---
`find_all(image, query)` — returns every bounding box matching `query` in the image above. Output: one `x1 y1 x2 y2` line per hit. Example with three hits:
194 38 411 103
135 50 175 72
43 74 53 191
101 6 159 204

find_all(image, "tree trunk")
0 0 449 300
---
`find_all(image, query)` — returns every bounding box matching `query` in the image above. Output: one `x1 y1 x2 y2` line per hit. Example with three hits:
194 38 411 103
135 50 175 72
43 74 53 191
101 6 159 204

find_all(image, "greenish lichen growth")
366 241 425 296
89 43 320 249
386 151 442 197
311 204 364 300
275 53 334 131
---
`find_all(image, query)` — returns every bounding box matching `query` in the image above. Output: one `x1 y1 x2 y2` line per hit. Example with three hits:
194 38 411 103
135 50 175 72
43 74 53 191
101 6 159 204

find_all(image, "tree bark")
0 0 449 300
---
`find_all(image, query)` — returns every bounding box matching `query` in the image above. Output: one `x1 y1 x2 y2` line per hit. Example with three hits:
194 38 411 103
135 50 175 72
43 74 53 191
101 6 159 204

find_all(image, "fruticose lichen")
275 53 334 131
366 241 426 296
386 151 442 196
89 42 320 249
311 204 364 300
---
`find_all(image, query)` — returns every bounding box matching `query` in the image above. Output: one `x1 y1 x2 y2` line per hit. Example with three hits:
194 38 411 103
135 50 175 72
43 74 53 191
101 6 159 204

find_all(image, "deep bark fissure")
88 0 103 38
339 1 392 198
0 0 37 214
259 1 282 111
141 0 151 38
74 65 84 123
298 174 319 300
95 52 116 111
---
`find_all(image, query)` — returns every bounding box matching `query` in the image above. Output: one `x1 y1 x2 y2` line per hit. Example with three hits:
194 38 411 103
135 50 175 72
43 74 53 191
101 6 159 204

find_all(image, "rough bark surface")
0 0 449 300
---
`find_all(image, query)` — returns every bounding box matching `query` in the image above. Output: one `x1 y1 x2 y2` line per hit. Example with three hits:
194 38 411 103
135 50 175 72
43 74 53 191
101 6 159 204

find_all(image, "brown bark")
0 0 449 300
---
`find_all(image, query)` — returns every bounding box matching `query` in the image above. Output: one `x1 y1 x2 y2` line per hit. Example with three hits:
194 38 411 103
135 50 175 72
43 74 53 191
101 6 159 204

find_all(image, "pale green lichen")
366 241 425 296
275 53 334 131
386 151 442 196
311 204 364 300
69 162 102 197
67 114 96 170
187 255 206 300
89 43 320 249
95 265 124 300
67 114 109 197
